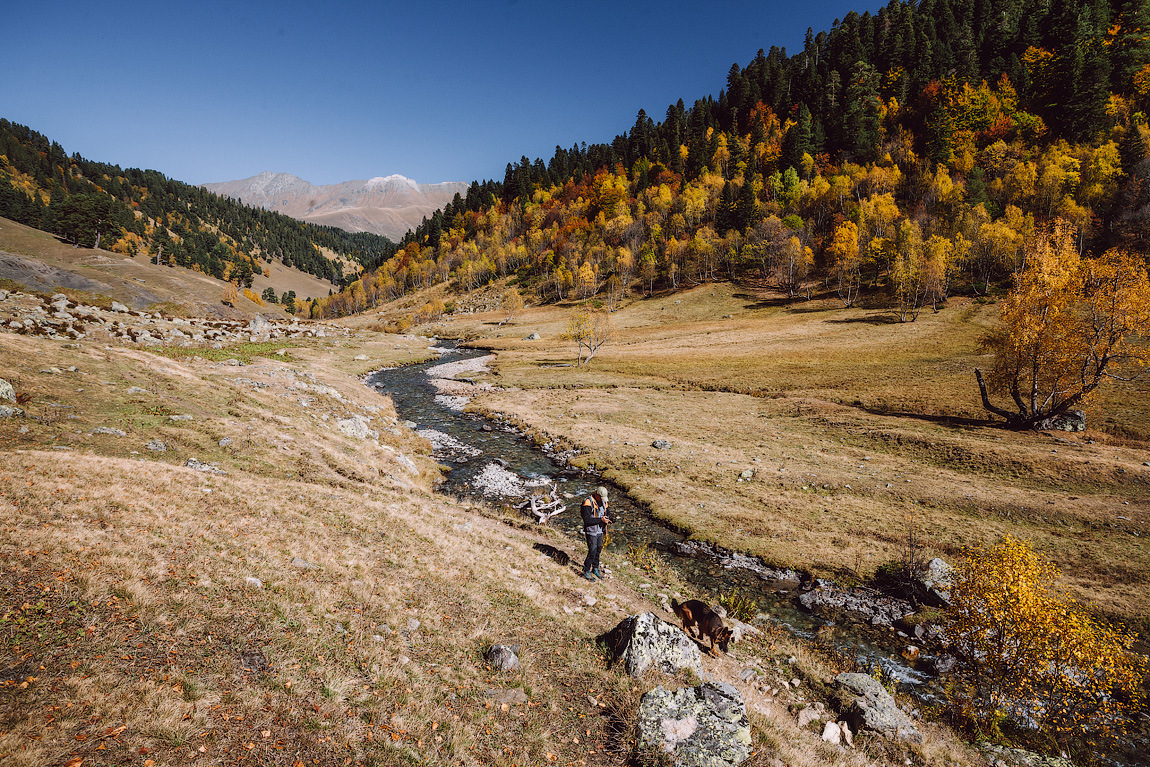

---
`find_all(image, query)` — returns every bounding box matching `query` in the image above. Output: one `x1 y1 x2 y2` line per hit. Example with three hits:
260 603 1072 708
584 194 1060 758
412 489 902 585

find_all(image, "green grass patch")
152 341 301 363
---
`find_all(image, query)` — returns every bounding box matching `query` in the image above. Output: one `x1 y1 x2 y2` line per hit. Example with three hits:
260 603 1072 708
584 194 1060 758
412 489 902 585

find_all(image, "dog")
671 598 733 655
532 542 570 566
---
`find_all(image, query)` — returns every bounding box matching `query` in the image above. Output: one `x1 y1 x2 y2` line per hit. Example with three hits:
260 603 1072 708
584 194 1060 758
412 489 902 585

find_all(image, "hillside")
203 172 468 242
314 0 1150 320
0 215 334 317
0 283 1005 767
0 120 398 294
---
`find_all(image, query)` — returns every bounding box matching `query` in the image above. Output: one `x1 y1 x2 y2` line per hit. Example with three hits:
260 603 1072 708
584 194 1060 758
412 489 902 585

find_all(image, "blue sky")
3 1 875 186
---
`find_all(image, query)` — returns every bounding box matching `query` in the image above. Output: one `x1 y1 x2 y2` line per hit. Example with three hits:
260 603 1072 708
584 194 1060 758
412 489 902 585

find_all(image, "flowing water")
367 345 929 680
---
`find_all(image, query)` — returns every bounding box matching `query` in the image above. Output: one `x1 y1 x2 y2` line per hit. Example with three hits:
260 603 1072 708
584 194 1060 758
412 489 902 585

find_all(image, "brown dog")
671 598 733 655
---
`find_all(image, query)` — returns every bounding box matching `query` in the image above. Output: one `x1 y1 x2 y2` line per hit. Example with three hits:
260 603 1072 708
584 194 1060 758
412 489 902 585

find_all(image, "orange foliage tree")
976 220 1150 429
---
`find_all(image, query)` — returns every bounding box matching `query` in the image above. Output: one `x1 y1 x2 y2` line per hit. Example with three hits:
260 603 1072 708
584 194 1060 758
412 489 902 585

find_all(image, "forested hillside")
0 120 397 288
314 0 1150 319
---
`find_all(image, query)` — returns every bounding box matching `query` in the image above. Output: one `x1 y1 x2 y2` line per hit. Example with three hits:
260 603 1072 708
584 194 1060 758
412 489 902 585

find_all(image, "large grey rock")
834 673 922 743
979 743 1074 767
110 301 130 313
914 557 954 606
1035 409 1085 432
601 612 702 678
0 378 16 403
485 643 521 672
248 315 271 334
637 681 751 767
337 415 378 441
652 439 674 450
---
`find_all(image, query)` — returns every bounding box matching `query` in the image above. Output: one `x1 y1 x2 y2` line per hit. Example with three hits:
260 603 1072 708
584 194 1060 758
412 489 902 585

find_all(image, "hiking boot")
593 568 603 579
583 571 597 581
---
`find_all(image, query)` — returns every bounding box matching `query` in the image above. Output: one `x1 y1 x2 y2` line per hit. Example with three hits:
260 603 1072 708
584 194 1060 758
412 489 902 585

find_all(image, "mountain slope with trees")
315 0 1149 323
0 120 398 292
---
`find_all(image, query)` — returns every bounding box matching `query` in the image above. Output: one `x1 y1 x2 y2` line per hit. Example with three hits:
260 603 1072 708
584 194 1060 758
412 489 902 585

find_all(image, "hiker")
580 486 611 581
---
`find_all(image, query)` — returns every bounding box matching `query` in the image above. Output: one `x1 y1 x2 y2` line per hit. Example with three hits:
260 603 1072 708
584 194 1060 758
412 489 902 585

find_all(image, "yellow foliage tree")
977 220 1150 428
949 535 1147 747
828 220 861 307
222 283 239 305
500 287 524 323
562 306 613 365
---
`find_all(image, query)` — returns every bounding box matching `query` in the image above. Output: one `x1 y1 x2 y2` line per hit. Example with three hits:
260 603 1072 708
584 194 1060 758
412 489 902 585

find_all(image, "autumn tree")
562 306 613 365
948 535 1146 748
828 220 861 307
500 286 524 323
976 220 1150 429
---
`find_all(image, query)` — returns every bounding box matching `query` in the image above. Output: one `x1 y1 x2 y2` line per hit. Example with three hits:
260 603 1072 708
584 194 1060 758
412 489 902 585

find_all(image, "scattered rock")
637 681 751 767
523 332 540 340
170 414 194 422
218 437 233 447
821 720 842 745
353 354 369 360
185 458 226 475
337 415 378 440
91 426 127 436
797 706 822 728
652 439 674 450
485 687 528 706
0 378 14 403
291 557 321 570
145 439 168 452
0 405 24 418
834 672 922 743
244 577 263 589
110 301 130 313
485 643 522 672
979 743 1074 767
126 386 148 394
913 557 954 606
599 612 702 678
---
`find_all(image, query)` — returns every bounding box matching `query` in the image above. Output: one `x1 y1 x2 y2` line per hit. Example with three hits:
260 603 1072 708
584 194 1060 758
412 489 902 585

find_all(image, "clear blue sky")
3 0 875 187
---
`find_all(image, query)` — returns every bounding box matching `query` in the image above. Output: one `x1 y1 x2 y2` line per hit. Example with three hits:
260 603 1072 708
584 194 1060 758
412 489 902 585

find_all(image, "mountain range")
202 172 468 241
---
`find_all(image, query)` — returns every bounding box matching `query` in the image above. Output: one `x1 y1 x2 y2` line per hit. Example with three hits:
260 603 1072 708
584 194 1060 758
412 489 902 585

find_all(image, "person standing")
581 486 610 581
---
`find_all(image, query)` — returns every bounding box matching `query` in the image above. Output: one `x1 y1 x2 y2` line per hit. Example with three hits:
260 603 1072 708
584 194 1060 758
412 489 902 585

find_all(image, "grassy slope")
0 319 981 766
413 282 1150 625
0 216 332 316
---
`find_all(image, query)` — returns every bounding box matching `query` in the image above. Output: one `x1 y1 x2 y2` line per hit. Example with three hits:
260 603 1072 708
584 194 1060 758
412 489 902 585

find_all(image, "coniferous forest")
311 0 1149 319
0 120 397 288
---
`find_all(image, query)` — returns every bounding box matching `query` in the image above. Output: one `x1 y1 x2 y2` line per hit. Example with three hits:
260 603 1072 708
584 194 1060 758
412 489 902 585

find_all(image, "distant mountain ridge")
203 172 468 241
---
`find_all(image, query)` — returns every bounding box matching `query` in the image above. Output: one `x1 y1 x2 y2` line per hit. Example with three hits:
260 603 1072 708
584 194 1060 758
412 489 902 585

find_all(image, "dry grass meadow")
415 282 1150 626
0 309 986 766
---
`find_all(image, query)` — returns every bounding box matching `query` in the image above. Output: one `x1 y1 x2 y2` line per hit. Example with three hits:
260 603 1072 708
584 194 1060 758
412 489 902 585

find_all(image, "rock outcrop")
834 672 922 743
600 612 702 678
637 681 751 767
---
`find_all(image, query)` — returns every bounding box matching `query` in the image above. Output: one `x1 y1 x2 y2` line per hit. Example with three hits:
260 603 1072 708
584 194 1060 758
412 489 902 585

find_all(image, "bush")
947 535 1147 751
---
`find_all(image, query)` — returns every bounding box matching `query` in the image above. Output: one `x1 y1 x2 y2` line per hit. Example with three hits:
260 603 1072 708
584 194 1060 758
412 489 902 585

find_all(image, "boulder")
485 643 521 672
652 439 674 450
0 378 15 403
337 415 378 441
110 301 130 313
1035 409 1086 432
524 332 540 340
637 681 751 767
600 612 702 678
834 672 922 744
913 557 954 606
248 315 271 334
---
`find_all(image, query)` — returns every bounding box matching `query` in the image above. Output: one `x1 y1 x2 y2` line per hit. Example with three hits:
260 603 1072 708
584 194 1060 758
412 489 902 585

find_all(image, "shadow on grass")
858 404 995 429
826 313 903 325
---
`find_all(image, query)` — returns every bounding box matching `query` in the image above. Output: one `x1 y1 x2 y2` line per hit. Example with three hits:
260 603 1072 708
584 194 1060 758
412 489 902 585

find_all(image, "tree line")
311 0 1147 321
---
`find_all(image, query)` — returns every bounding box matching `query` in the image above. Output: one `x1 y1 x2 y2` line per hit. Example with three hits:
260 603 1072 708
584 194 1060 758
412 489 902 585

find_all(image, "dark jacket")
580 496 607 534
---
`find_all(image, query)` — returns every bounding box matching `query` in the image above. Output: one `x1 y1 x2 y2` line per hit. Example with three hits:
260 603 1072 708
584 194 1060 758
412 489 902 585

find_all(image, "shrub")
947 535 1147 750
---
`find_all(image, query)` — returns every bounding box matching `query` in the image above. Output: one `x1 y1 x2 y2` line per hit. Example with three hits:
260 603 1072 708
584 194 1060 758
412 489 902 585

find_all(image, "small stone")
244 577 263 589
126 386 148 394
821 720 842 745
218 437 233 447
40 367 62 375
91 426 126 436
170 414 194 421
145 439 167 452
406 618 420 632
0 379 15 403
291 557 321 570
652 439 673 450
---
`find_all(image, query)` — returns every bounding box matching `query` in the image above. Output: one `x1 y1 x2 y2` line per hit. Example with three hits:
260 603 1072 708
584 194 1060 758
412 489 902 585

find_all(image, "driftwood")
516 483 566 523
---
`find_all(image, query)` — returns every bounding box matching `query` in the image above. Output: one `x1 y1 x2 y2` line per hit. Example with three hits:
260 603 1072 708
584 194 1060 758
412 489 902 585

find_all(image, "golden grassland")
0 324 982 767
415 282 1150 625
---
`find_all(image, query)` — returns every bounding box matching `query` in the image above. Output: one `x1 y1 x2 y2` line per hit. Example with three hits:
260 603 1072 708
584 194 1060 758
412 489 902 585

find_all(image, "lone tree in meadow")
500 287 524 324
976 220 1150 430
562 306 612 365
